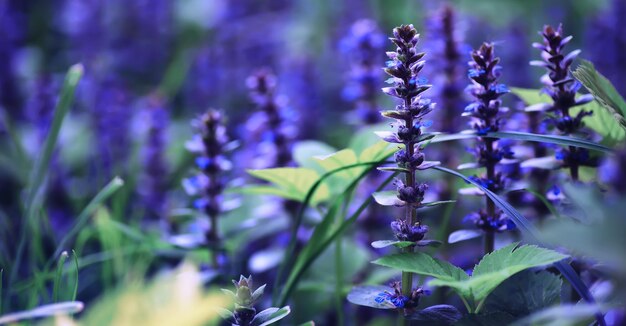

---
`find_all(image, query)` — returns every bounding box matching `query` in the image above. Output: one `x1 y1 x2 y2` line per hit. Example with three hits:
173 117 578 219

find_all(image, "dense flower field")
0 0 625 325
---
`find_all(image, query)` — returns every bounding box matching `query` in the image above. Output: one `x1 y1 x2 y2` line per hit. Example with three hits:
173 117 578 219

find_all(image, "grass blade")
487 131 612 154
432 166 605 326
46 177 125 269
9 64 83 290
0 268 3 315
276 172 397 307
52 252 69 302
430 131 612 153
272 160 392 303
0 301 83 324
71 251 79 301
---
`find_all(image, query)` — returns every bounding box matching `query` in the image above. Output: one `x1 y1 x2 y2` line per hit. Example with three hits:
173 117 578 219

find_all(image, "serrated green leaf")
483 270 562 317
373 252 470 283
247 168 330 205
428 243 567 311
572 59 626 131
433 166 605 325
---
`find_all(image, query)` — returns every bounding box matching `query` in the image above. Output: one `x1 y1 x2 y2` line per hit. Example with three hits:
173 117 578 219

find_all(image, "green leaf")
346 285 396 309
293 141 337 170
252 306 291 326
422 200 456 208
448 229 482 244
0 302 84 324
428 243 567 310
370 240 415 249
247 168 330 204
483 270 562 318
314 149 359 178
432 166 604 325
359 140 395 163
572 101 626 146
572 59 626 131
372 191 404 206
511 87 551 106
373 252 470 284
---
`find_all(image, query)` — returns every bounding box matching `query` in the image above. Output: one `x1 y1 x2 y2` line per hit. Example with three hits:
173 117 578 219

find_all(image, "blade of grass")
9 64 83 291
0 268 3 314
0 301 84 324
52 252 69 302
432 166 605 326
277 173 397 307
429 131 612 153
71 250 79 301
46 177 124 269
272 160 393 303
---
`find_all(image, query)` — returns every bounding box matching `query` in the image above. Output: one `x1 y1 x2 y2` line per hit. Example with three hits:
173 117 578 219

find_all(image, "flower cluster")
183 110 233 264
246 69 295 169
92 76 132 179
221 276 266 326
532 25 597 179
375 281 429 309
462 43 515 238
376 24 442 308
139 94 169 224
427 6 465 135
340 19 385 124
220 275 290 326
380 24 436 244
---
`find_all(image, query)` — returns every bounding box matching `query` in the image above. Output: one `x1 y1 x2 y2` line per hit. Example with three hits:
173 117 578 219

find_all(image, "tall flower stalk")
463 43 514 254
340 19 385 124
531 25 595 181
379 24 436 309
184 110 232 268
245 69 295 169
140 94 169 227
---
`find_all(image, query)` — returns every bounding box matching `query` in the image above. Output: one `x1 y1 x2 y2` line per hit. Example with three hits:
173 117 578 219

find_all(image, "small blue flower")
476 126 492 136
555 151 565 160
193 198 208 209
464 102 480 112
195 156 212 169
375 293 388 303
506 219 516 230
386 60 396 68
491 84 509 94
468 69 485 78
550 185 561 195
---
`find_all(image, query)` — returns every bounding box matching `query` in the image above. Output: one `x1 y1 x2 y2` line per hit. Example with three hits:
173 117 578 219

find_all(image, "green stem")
334 237 344 326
